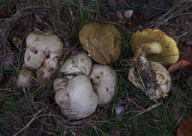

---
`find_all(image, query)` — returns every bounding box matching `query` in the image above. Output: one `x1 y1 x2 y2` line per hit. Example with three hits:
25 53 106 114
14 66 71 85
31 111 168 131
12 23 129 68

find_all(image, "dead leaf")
168 56 192 72
113 130 120 136
177 128 185 136
12 37 22 45
124 10 133 19
177 118 192 136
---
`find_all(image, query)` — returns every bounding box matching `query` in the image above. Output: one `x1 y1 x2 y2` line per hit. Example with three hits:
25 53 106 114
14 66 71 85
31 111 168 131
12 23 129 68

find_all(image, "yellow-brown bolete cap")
79 22 121 64
131 29 179 66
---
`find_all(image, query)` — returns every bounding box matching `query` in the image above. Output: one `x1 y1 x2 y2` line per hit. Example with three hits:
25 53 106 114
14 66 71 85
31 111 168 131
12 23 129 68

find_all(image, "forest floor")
0 0 192 136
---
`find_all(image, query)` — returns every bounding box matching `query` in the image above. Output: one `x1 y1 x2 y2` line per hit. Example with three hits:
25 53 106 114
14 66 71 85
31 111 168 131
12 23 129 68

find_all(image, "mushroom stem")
130 42 164 100
133 42 162 61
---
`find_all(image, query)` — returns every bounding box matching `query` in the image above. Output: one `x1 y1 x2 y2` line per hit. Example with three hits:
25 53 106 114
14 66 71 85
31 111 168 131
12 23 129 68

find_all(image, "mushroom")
89 64 117 106
79 22 121 64
16 68 34 88
55 75 98 120
16 31 64 87
131 29 179 66
60 52 92 76
128 61 171 100
53 52 92 93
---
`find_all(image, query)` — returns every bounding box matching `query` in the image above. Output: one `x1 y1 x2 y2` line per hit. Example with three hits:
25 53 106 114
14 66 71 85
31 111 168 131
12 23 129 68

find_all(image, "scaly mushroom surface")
129 61 171 100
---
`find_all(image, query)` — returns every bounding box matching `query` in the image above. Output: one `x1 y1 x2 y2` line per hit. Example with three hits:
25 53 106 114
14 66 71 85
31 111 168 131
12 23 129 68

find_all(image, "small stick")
13 110 42 136
129 102 162 120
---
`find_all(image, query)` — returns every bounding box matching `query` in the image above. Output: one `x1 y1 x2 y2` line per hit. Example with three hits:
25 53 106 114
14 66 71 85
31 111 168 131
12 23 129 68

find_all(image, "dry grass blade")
13 110 42 136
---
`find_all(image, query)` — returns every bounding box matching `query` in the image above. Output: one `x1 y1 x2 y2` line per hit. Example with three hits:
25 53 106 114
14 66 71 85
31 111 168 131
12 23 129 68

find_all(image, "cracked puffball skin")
129 61 171 100
79 22 121 64
16 31 64 88
54 52 117 119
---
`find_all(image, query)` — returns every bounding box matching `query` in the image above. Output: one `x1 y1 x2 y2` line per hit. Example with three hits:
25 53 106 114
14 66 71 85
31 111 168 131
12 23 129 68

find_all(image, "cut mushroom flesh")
128 61 171 100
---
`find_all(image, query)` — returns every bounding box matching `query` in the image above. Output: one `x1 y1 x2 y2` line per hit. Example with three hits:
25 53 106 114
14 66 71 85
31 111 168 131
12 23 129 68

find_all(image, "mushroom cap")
89 64 117 106
128 61 171 99
55 75 98 120
23 31 64 83
79 22 121 64
60 52 92 76
24 31 64 69
16 68 34 88
131 29 179 66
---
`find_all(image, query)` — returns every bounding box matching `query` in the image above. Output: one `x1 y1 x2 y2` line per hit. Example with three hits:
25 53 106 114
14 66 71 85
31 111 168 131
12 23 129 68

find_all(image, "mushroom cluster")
16 31 64 88
54 52 117 119
128 29 179 100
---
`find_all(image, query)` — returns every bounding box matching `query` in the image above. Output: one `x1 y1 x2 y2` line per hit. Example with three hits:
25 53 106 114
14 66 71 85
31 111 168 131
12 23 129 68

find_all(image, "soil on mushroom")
0 0 192 136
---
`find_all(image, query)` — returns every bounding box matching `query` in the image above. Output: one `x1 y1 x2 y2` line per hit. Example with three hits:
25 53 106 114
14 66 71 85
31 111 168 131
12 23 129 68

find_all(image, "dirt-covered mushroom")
16 68 34 88
60 52 92 76
128 61 171 100
131 29 179 66
89 64 117 106
55 75 98 120
17 31 64 86
79 22 121 64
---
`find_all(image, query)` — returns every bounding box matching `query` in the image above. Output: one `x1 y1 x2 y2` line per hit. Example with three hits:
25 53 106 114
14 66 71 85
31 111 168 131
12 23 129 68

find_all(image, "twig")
13 110 42 136
129 102 162 120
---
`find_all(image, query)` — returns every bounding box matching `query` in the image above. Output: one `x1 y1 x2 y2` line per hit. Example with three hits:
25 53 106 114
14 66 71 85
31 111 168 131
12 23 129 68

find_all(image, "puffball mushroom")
25 31 64 82
55 75 98 120
53 52 92 93
16 68 34 88
131 29 179 66
16 31 64 87
89 64 117 106
128 61 171 100
79 22 121 64
60 52 92 76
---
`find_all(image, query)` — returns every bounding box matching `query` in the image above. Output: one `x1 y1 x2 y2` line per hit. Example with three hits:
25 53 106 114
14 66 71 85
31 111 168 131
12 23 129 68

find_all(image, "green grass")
0 0 192 135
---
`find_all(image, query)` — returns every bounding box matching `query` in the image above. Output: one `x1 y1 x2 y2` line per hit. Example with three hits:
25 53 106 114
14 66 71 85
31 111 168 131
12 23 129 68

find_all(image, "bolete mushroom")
16 31 64 87
128 61 171 100
55 75 98 120
89 64 117 106
131 29 179 66
79 22 121 64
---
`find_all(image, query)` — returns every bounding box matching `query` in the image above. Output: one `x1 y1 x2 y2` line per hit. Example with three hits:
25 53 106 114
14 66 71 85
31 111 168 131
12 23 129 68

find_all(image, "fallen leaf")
113 130 120 136
168 56 192 72
12 37 22 45
177 118 192 136
177 128 185 136
124 10 133 19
